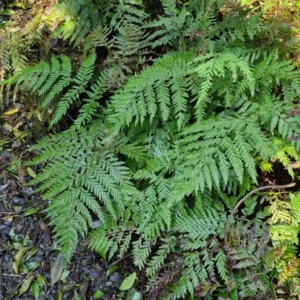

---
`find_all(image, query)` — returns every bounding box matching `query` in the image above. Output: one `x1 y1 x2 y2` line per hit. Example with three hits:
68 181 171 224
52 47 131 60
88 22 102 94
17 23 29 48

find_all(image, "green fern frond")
175 207 227 241
108 51 196 131
146 236 177 277
42 56 72 108
189 51 256 118
168 251 214 299
38 57 61 95
51 0 101 46
8 52 109 128
50 52 96 126
174 116 264 194
27 126 135 262
90 218 135 260
132 239 153 270
215 249 230 283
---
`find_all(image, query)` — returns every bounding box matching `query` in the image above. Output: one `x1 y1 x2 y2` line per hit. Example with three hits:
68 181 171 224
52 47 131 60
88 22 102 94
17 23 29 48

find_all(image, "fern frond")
215 249 230 283
175 207 227 241
51 0 101 46
49 52 96 127
27 126 135 262
108 51 196 132
42 56 72 108
189 51 256 119
174 116 264 194
146 236 177 277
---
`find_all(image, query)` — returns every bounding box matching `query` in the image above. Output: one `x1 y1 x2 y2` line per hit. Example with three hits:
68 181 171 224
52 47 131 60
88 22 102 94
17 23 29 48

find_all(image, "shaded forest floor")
0 103 141 299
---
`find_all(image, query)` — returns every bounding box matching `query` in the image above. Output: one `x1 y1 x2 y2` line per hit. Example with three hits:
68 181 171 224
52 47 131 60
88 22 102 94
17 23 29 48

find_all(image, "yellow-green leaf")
119 272 136 291
93 290 104 299
4 108 19 115
13 246 30 274
26 167 37 178
23 207 39 216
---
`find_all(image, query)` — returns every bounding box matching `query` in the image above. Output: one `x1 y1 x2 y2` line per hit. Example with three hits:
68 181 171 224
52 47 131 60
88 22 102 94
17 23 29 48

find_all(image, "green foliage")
8 52 109 128
50 0 102 46
0 2 55 108
27 124 139 261
6 0 300 298
108 51 195 130
264 192 300 294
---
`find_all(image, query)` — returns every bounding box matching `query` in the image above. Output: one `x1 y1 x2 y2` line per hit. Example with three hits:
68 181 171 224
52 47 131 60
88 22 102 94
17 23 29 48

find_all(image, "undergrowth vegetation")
2 0 300 298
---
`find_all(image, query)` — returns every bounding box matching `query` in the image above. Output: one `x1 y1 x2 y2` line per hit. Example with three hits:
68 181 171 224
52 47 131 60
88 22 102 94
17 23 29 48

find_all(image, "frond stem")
224 182 296 245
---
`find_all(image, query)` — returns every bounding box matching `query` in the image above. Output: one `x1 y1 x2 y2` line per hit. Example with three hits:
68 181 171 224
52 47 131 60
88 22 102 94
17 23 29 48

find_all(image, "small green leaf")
26 167 37 178
21 265 30 274
24 246 40 260
119 272 136 291
61 282 76 292
23 207 39 216
23 234 30 247
13 246 30 274
30 281 40 300
0 9 16 16
36 274 48 285
25 261 40 271
107 265 119 277
12 241 23 250
60 268 70 281
93 289 105 299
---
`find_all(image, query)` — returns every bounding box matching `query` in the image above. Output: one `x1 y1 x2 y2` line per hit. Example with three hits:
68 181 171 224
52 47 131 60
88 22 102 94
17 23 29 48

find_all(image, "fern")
27 124 136 261
50 0 101 46
51 52 96 126
172 116 270 195
145 0 191 49
108 51 196 131
264 192 300 289
11 0 300 298
7 52 110 128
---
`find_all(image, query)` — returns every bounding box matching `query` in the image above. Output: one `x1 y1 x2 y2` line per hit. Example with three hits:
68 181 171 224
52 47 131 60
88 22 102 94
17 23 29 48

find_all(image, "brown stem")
106 252 132 269
224 182 296 245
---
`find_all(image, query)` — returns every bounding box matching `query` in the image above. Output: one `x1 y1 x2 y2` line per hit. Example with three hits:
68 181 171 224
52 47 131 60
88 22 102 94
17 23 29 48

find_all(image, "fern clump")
6 0 300 298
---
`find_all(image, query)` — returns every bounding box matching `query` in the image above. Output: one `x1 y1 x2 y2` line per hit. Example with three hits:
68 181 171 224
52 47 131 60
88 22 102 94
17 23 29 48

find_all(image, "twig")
106 253 132 269
2 274 22 277
224 182 296 245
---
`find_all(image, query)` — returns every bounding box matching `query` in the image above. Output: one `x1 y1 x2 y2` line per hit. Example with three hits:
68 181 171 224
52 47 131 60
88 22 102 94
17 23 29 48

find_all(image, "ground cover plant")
2 0 300 298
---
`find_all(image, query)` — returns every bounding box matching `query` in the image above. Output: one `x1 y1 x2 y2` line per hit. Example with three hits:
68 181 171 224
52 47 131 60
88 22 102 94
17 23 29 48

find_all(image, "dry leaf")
17 165 26 184
39 221 51 246
51 253 64 285
18 275 35 296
